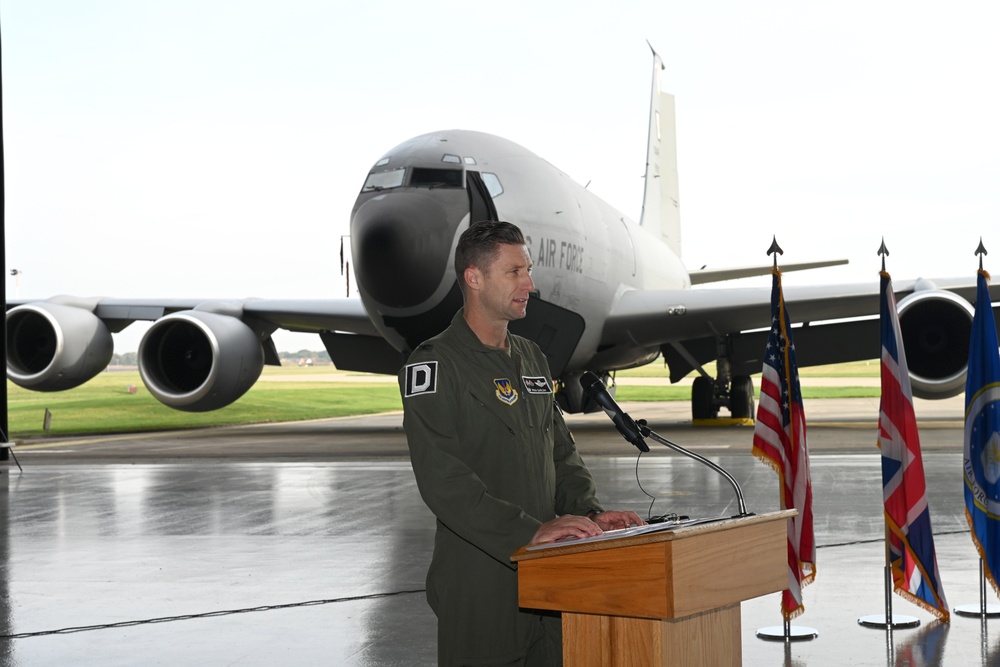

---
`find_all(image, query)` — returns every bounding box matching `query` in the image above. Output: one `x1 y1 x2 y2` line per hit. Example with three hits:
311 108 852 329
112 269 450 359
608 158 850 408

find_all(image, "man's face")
477 243 535 322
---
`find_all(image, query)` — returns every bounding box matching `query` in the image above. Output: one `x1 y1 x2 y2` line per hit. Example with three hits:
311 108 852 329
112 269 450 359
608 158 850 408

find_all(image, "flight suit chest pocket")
519 372 554 432
466 380 551 428
463 384 519 436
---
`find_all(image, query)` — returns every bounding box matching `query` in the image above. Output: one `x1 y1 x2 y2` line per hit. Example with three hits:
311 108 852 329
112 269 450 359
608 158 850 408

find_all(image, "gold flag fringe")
965 507 1000 601
886 512 951 622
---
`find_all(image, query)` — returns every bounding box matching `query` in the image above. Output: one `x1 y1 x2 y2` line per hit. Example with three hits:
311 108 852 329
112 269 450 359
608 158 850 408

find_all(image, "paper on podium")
525 517 708 551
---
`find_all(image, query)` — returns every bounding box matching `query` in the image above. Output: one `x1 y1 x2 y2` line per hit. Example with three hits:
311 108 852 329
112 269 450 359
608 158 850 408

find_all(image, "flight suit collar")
448 308 515 357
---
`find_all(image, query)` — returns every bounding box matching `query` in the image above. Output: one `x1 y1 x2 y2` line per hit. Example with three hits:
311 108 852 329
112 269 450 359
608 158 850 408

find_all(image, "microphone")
579 371 649 452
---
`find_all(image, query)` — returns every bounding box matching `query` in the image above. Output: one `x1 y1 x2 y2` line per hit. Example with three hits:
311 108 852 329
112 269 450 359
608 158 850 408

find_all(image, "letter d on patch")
404 361 438 397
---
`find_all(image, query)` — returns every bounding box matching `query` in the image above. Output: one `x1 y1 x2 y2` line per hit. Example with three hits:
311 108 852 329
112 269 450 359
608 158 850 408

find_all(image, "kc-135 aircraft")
7 49 997 420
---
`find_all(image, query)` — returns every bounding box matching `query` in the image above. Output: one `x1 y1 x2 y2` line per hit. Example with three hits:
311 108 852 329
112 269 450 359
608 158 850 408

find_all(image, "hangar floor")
0 396 993 666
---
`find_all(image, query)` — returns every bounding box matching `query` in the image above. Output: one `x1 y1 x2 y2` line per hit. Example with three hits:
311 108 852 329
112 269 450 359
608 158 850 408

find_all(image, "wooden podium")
511 510 793 666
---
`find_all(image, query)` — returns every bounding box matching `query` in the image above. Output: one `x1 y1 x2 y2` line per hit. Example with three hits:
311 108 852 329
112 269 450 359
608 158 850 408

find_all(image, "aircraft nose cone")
351 190 463 309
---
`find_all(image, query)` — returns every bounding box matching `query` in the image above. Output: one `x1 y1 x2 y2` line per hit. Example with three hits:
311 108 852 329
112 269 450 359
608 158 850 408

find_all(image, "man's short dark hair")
454 221 526 295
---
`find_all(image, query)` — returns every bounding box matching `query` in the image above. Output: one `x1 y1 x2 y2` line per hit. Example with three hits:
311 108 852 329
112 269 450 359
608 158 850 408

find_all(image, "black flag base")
954 559 1000 618
755 619 818 642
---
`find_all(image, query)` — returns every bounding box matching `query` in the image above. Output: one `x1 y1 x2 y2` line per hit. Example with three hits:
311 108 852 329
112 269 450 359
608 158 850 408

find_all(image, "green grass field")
6 360 881 438
8 369 402 437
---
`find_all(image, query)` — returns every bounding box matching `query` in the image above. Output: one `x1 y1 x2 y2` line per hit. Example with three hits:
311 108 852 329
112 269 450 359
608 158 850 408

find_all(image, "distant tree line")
279 350 332 363
111 352 139 366
109 349 331 366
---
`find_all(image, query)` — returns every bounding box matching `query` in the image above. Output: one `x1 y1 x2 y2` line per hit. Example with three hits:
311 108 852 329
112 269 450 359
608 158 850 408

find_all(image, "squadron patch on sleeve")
521 376 553 394
494 378 519 405
404 361 438 397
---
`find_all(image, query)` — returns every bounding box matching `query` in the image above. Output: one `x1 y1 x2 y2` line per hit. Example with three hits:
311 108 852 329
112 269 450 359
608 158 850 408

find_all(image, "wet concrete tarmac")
0 395 994 666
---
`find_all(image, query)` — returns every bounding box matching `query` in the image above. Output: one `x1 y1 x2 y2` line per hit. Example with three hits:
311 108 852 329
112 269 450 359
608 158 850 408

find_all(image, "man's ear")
464 266 482 292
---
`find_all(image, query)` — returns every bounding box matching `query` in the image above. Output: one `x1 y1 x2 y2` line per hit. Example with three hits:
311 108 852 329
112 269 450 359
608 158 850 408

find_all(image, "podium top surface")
511 510 795 563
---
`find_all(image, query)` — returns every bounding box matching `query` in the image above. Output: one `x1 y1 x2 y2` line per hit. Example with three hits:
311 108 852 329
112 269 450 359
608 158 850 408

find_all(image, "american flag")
964 269 1000 596
752 268 815 620
878 271 949 622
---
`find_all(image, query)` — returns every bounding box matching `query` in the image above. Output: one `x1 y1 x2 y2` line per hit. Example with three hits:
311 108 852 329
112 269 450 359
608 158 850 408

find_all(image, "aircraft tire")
691 376 718 420
730 375 755 419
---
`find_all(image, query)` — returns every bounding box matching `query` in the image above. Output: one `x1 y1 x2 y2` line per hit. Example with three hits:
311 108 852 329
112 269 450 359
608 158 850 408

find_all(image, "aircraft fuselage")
349 129 689 375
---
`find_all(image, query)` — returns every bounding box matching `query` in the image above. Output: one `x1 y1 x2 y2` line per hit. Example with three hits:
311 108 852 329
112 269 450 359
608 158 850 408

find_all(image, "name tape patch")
522 376 553 394
404 361 438 397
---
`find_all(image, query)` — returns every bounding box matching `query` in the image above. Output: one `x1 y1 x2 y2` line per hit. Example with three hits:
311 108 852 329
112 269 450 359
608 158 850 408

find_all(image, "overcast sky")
4 1 1000 352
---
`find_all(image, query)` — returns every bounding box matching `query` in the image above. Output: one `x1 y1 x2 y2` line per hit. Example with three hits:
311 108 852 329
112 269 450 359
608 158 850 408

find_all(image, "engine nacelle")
896 288 975 399
138 311 264 412
6 302 113 391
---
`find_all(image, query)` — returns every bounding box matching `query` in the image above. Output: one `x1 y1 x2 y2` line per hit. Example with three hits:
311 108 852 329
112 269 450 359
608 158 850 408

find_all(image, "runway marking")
12 410 409 451
13 432 172 451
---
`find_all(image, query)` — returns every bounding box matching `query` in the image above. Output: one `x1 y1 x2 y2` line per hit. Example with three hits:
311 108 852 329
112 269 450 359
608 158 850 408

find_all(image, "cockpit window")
410 168 463 188
482 172 504 198
442 154 462 164
362 168 406 191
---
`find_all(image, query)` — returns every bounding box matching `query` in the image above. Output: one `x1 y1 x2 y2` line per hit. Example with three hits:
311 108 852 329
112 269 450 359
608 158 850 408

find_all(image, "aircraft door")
466 171 499 224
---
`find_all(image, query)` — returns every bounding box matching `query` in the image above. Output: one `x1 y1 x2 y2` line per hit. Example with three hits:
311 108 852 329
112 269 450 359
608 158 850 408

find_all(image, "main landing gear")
690 365 755 421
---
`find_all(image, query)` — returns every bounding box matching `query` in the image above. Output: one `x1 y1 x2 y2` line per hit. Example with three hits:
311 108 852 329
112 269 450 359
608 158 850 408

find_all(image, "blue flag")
964 269 1000 595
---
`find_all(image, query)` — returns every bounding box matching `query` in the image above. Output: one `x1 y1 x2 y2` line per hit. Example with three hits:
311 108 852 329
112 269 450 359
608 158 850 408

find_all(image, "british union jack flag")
879 270 949 622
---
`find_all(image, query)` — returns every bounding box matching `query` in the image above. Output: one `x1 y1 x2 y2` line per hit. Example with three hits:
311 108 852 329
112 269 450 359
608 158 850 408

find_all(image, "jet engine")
6 302 114 391
896 287 975 399
138 311 264 412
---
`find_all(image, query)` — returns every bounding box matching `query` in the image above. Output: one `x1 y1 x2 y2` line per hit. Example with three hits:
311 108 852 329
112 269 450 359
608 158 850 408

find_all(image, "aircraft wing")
5 295 403 411
7 296 378 336
92 297 396 375
598 276 1000 384
234 298 378 335
242 299 402 374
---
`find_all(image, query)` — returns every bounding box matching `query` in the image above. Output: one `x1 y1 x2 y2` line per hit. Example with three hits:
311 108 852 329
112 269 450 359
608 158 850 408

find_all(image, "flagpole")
885 527 892 623
954 559 1000 618
860 241 937 630
754 237 818 643
957 241 1000 619
858 525 919 629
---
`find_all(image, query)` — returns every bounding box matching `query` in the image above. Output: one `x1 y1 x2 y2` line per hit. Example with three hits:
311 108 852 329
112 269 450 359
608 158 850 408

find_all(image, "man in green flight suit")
400 220 644 666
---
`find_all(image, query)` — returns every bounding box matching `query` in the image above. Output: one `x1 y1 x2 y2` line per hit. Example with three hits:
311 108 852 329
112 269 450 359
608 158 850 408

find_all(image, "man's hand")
529 514 604 545
589 510 646 531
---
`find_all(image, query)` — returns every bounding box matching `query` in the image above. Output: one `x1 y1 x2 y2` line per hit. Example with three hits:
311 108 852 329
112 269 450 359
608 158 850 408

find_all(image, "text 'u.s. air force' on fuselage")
7 45 999 420
525 236 585 274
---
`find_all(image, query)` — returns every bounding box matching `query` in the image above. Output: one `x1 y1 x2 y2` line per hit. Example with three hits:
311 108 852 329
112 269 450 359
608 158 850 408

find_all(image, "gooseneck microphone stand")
635 419 751 518
578 371 751 519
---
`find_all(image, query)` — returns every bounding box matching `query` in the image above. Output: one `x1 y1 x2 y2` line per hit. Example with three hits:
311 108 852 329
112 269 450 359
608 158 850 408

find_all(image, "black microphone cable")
632 449 689 524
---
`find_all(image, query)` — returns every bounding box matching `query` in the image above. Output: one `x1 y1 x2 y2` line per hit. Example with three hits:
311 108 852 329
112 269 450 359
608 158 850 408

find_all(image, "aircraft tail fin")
639 45 681 257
